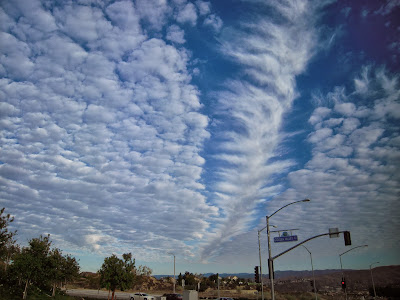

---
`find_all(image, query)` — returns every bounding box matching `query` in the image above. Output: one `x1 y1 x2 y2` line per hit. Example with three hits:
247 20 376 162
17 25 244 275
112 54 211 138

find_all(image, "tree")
98 253 135 300
48 250 80 297
0 208 17 262
49 248 63 297
136 265 153 277
183 271 196 286
133 264 153 288
61 254 80 286
10 234 80 299
12 235 52 299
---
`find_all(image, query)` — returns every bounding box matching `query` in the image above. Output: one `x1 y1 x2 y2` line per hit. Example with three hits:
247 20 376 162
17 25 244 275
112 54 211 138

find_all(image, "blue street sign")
274 235 298 242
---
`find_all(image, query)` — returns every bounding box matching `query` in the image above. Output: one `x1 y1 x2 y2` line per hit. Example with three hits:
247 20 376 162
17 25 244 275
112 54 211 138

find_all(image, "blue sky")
0 0 399 276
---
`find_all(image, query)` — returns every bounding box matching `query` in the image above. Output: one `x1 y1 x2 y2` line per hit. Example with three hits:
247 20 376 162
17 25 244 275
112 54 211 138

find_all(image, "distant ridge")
153 269 346 280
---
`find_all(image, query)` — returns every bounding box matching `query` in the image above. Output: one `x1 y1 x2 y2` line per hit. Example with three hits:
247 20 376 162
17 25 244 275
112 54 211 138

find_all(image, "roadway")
66 289 132 299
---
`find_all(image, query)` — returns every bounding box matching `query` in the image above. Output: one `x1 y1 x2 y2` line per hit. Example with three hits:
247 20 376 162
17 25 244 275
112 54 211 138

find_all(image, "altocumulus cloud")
0 0 220 259
2 0 399 273
268 66 400 261
199 1 324 260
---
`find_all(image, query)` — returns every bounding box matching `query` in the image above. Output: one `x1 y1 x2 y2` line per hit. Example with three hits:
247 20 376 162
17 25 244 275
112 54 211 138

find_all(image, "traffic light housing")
310 280 313 287
341 277 346 290
344 231 351 246
254 266 259 283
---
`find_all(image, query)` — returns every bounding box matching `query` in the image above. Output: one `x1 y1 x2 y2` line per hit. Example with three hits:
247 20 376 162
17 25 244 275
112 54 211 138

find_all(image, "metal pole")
173 255 176 293
267 216 275 300
339 255 347 300
258 230 264 300
265 199 310 300
339 245 367 300
302 245 317 300
217 275 220 300
370 262 379 299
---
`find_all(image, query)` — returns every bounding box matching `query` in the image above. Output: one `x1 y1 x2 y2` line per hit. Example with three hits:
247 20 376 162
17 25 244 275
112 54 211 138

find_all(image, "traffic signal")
341 277 346 290
310 280 313 287
344 231 351 246
254 266 259 283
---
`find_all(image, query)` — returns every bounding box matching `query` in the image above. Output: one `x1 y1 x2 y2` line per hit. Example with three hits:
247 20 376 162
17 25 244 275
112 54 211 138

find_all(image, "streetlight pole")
258 225 267 300
302 245 317 300
370 262 379 299
266 199 310 300
170 254 175 293
339 245 368 300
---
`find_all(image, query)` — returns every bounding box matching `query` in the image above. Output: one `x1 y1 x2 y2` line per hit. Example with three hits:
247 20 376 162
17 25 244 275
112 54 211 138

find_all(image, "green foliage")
98 253 135 296
2 225 80 299
183 271 197 286
12 235 53 291
136 264 153 276
0 208 17 262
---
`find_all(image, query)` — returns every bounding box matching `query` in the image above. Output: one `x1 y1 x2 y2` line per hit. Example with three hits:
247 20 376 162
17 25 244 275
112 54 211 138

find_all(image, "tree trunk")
111 290 115 300
52 282 56 297
108 289 111 300
23 279 29 300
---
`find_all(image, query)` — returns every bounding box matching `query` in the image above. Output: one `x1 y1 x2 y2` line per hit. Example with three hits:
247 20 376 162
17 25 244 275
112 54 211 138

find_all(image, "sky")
0 0 399 276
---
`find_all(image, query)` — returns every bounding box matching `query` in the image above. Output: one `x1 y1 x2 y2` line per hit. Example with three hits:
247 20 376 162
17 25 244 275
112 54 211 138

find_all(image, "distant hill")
153 269 347 280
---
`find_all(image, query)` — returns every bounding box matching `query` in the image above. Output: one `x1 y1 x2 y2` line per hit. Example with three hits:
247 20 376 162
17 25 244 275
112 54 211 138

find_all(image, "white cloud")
199 1 322 261
105 0 141 32
203 14 223 32
135 0 171 30
270 66 400 265
309 107 332 125
334 102 357 116
166 24 186 44
374 0 400 16
196 0 211 15
0 0 217 263
175 2 198 26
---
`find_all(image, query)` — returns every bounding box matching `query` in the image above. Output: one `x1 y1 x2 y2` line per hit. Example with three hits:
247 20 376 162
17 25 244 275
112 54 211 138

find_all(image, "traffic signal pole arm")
272 231 350 261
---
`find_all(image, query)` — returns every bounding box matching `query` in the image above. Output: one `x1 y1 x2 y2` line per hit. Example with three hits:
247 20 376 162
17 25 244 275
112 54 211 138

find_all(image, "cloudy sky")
1 0 399 275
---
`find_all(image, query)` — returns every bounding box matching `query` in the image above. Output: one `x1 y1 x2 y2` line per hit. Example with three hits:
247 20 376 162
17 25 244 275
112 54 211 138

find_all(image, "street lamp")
370 261 379 299
339 245 368 300
266 198 310 300
258 226 267 300
169 253 176 293
258 224 276 300
302 245 317 300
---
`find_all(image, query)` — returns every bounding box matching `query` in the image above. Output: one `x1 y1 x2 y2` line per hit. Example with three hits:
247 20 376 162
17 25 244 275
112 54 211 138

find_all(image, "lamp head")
302 199 311 202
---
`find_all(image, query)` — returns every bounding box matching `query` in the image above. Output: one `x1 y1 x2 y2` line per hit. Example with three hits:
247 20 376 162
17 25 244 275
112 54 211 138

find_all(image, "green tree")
12 235 52 299
0 208 17 263
136 265 152 276
98 253 135 300
183 271 196 286
133 264 153 288
48 248 78 297
10 234 80 299
61 254 80 286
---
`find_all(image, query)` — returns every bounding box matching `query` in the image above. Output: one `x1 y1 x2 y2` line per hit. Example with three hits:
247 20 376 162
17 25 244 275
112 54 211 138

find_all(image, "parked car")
163 293 183 300
130 292 155 300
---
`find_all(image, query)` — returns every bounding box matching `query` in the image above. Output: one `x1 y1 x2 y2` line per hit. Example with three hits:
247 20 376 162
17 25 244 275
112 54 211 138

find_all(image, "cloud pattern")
0 0 399 273
0 0 220 260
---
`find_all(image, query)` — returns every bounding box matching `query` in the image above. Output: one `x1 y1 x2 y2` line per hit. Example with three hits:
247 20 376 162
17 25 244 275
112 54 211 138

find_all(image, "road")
66 289 132 299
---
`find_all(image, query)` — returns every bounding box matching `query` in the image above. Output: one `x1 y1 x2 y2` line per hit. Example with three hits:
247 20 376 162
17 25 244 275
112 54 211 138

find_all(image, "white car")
130 292 155 300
